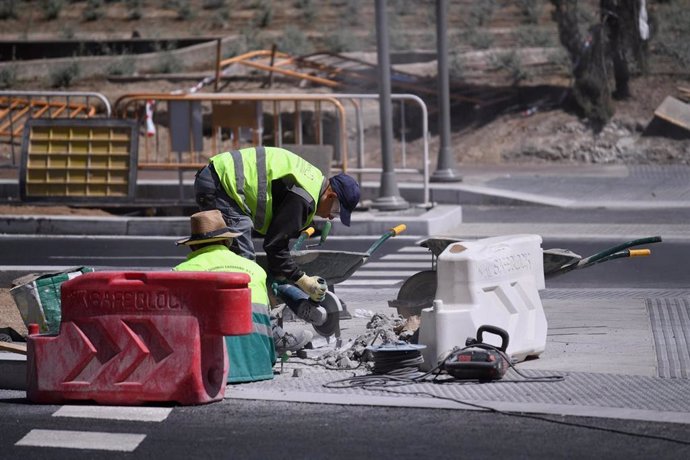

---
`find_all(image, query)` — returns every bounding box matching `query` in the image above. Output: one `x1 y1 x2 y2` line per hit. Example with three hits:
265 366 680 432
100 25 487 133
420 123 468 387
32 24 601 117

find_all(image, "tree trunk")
551 0 614 130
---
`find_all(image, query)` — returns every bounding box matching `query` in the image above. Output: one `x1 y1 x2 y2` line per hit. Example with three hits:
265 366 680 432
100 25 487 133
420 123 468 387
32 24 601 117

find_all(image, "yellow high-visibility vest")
210 146 324 234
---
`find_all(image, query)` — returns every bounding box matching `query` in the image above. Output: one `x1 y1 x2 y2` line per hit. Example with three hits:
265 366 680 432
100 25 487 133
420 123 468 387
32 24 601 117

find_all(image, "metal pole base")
371 194 409 211
431 168 463 183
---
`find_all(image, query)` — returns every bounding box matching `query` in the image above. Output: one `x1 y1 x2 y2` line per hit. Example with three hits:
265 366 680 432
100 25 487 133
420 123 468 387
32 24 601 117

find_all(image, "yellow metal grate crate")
20 119 138 202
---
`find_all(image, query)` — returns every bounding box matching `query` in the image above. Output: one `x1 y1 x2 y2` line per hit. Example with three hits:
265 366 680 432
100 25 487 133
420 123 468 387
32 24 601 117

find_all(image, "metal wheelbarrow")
255 223 407 286
255 223 407 337
389 235 662 317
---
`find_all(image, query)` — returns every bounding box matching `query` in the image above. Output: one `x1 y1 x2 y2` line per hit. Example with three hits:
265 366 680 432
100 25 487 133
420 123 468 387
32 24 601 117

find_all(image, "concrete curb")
335 204 462 236
4 178 690 210
0 205 463 237
226 389 690 425
0 353 26 391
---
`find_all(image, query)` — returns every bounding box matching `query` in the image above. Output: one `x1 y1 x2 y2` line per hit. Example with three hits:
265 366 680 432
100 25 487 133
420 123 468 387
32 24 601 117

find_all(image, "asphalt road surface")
0 234 682 288
1 391 688 459
1 227 688 458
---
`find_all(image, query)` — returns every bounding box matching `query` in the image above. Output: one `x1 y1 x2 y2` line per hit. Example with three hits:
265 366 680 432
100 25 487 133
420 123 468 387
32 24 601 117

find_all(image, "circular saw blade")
313 291 341 338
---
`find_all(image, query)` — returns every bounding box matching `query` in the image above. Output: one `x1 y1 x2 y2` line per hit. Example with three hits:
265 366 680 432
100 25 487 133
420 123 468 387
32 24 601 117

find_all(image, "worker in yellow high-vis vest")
174 210 312 371
194 146 360 312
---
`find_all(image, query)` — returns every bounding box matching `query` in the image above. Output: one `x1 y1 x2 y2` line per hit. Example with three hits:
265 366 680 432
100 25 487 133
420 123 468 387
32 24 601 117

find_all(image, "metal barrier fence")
329 93 430 207
113 92 348 170
4 90 430 206
0 91 112 166
114 92 430 206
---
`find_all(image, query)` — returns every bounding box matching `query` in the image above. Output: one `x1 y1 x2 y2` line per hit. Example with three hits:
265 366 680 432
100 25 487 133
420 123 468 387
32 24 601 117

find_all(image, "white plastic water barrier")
418 234 547 371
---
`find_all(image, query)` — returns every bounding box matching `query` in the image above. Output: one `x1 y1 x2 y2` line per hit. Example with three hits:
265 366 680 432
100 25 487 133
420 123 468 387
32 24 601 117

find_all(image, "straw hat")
175 210 240 246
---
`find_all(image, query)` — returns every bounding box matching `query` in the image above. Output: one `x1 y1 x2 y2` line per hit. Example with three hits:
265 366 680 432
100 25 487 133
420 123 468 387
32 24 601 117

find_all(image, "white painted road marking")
349 270 419 277
49 255 182 260
54 406 172 422
339 279 403 286
16 429 146 452
334 246 432 287
398 246 432 253
363 262 428 269
380 254 432 261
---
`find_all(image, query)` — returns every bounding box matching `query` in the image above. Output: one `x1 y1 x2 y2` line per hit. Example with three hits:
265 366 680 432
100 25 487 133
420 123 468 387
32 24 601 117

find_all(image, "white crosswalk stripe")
16 429 145 452
337 245 432 288
380 254 432 260
363 262 429 269
338 279 404 286
54 406 172 422
349 270 420 277
398 246 433 253
14 406 172 452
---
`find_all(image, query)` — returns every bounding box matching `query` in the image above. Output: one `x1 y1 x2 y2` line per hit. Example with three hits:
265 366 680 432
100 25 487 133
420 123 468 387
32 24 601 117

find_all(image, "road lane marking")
349 270 419 277
339 279 402 286
0 235 177 241
16 429 145 452
0 265 85 271
54 406 172 422
380 254 433 260
49 256 183 260
398 246 431 253
363 262 428 269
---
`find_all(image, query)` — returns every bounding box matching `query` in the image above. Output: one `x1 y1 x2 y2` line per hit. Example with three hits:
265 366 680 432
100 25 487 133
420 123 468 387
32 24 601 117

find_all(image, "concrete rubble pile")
302 314 408 370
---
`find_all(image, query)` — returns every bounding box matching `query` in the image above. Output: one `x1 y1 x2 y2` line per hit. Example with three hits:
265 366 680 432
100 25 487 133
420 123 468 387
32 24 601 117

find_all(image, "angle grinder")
313 291 341 339
272 283 341 341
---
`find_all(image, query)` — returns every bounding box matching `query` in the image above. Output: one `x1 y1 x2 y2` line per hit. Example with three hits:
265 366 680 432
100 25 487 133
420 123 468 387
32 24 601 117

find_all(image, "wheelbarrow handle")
575 236 661 267
546 237 660 278
582 248 651 269
317 221 332 246
293 227 315 251
366 224 407 256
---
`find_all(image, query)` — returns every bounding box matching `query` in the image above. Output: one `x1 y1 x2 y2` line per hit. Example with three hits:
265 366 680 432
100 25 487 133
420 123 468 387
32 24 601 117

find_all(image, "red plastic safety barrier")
27 271 252 406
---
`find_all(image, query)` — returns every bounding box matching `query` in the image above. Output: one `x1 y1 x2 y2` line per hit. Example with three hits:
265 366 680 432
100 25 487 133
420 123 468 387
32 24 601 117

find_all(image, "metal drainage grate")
646 297 690 379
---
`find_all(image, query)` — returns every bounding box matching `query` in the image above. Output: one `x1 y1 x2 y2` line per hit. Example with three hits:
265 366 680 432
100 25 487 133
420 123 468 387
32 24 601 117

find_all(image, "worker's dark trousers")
194 164 256 260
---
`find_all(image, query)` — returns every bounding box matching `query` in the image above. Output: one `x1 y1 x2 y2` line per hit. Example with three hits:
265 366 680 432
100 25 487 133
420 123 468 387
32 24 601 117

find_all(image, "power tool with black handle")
442 325 511 381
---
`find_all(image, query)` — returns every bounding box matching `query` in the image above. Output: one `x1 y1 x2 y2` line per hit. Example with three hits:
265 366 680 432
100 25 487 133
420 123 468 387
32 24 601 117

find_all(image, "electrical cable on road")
322 340 689 447
369 346 425 377
323 370 690 446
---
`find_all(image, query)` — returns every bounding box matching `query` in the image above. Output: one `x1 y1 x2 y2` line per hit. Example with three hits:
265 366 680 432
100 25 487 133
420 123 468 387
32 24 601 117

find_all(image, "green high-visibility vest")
174 244 276 383
210 146 324 234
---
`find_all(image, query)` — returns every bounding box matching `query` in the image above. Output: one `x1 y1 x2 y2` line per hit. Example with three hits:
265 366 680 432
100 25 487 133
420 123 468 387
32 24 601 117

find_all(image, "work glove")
295 274 328 303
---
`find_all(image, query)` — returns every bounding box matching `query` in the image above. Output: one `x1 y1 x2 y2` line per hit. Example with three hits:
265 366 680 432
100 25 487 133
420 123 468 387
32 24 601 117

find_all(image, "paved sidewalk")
1 163 689 423
418 164 690 210
225 286 690 425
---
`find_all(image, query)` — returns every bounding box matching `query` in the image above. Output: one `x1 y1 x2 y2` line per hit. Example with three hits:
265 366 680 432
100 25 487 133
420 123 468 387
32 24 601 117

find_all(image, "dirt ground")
0 205 112 216
457 75 690 165
0 289 27 338
2 1 688 169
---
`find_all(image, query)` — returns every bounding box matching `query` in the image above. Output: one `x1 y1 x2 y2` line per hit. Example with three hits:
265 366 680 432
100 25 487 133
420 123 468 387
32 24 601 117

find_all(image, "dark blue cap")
329 173 360 226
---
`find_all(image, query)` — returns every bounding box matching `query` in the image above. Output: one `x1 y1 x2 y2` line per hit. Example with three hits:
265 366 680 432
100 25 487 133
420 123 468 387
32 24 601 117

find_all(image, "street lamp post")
431 0 462 182
372 0 409 211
